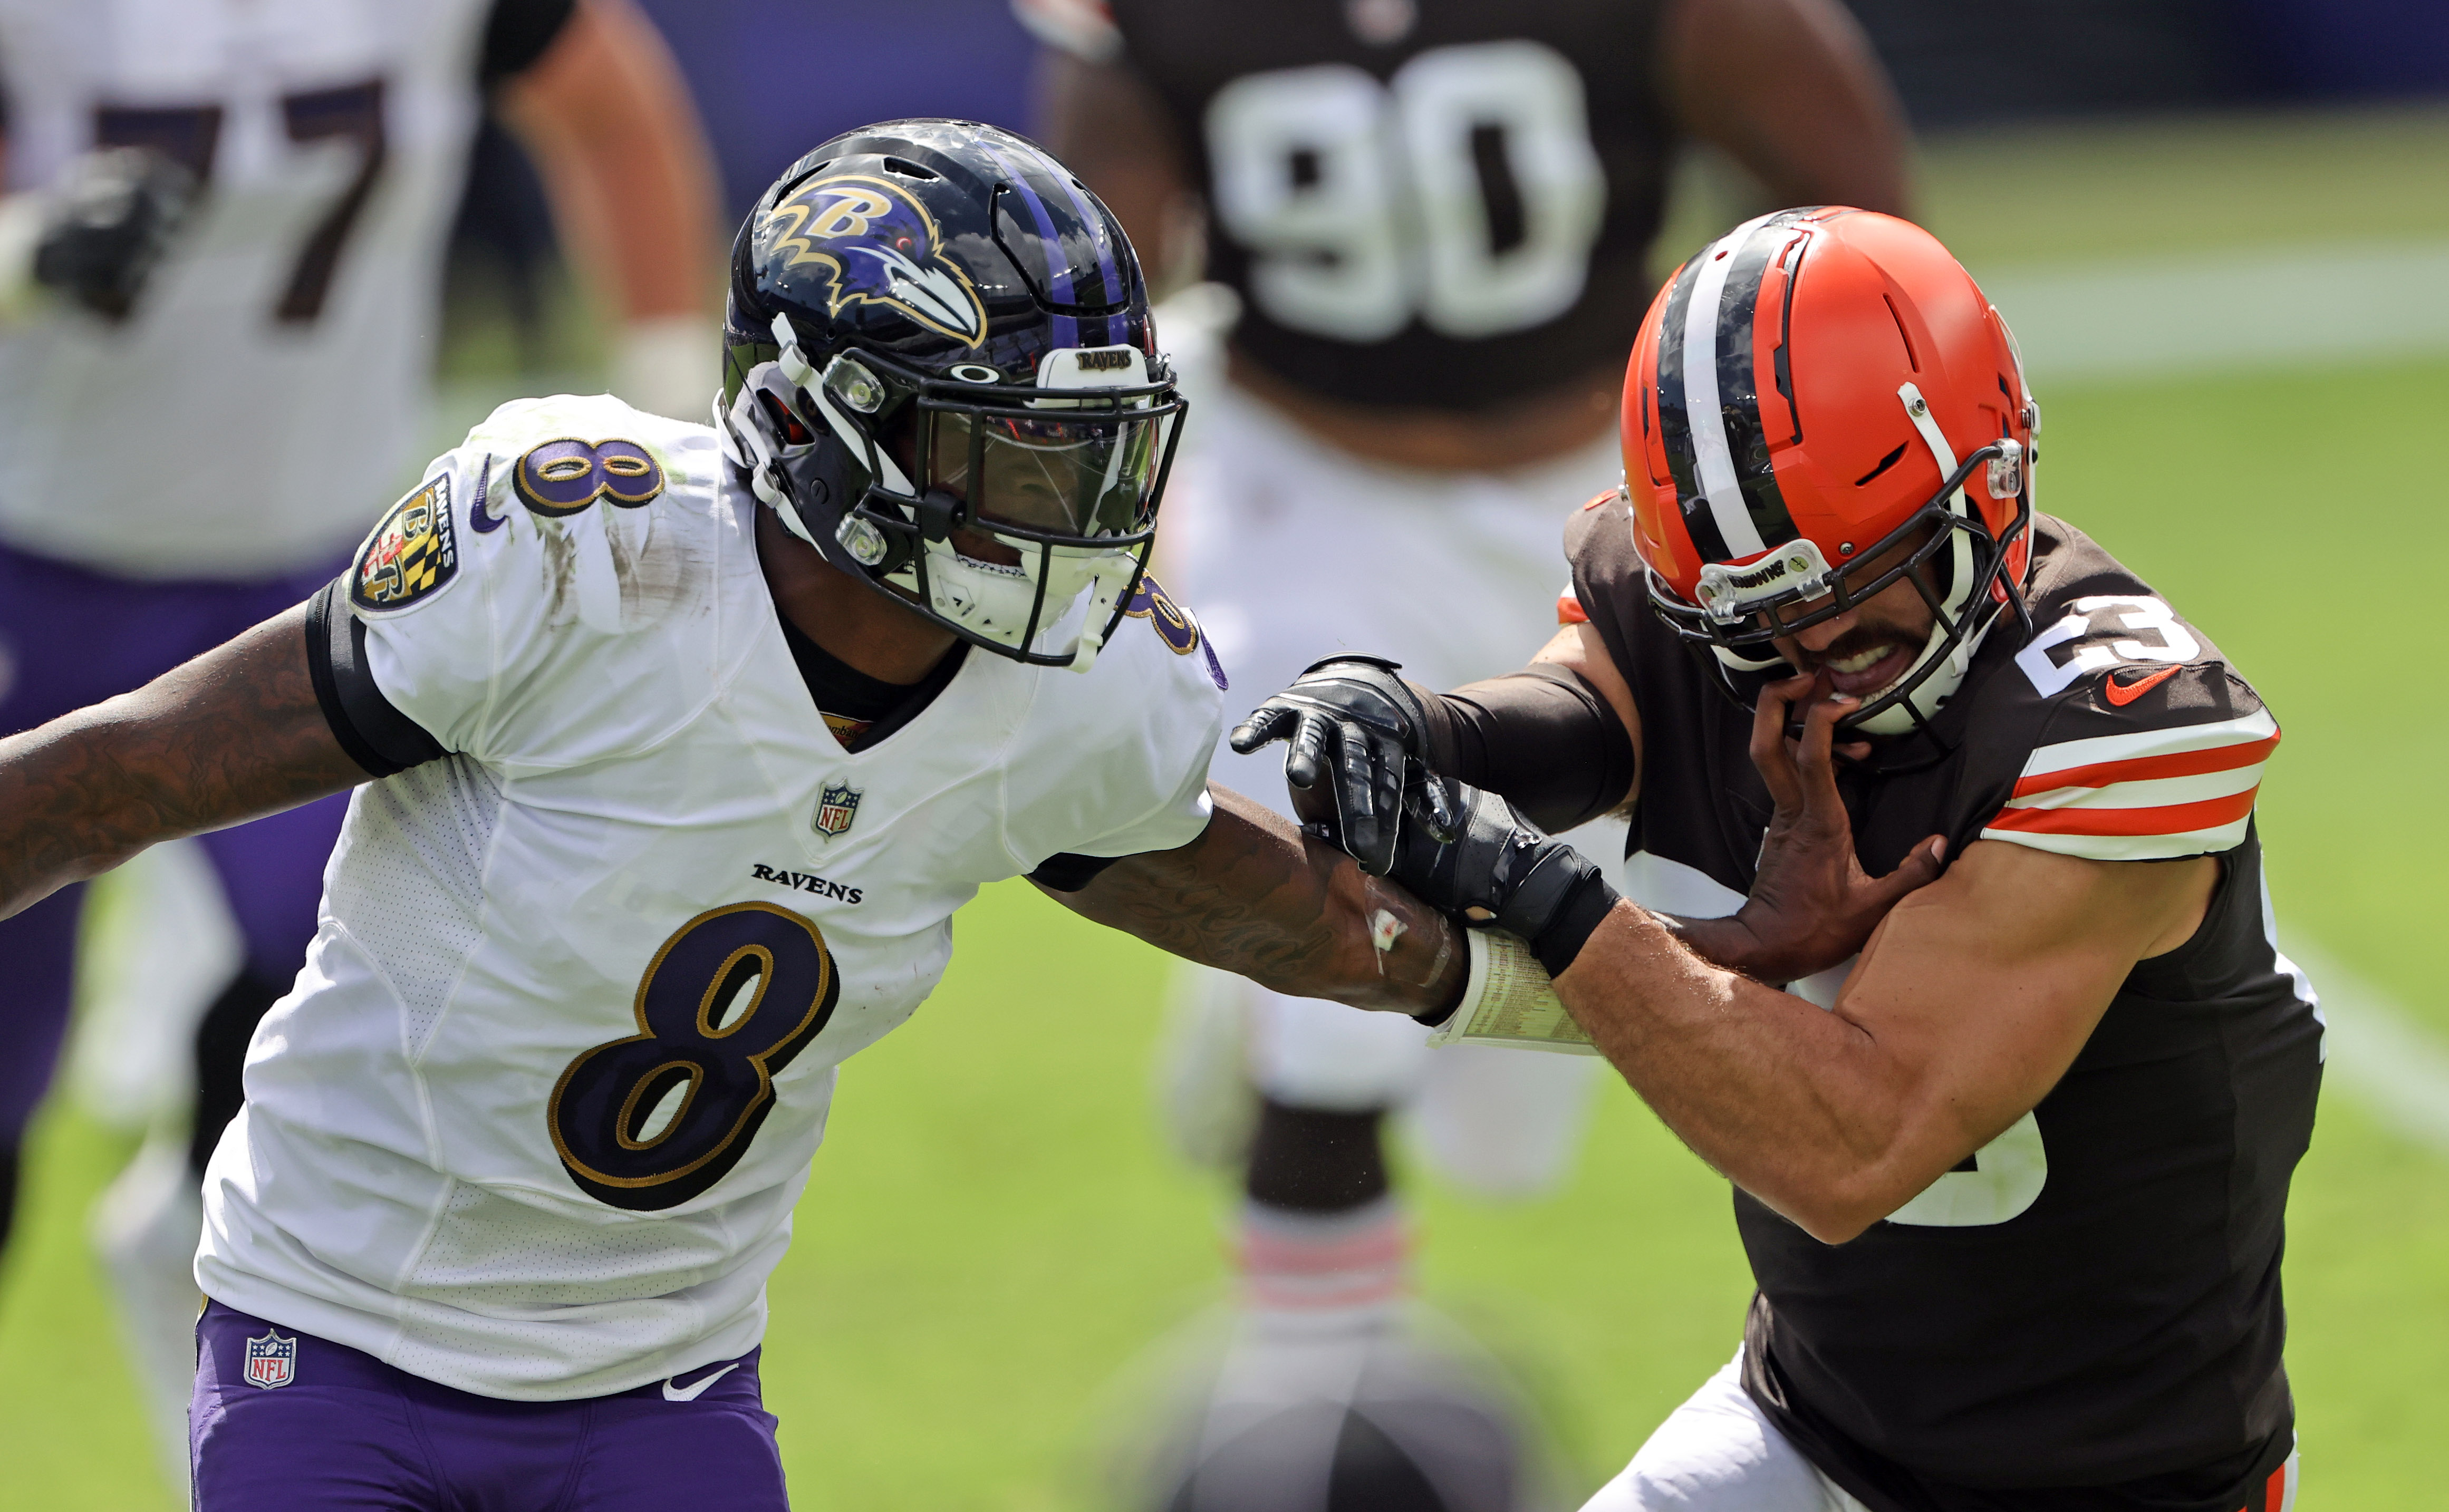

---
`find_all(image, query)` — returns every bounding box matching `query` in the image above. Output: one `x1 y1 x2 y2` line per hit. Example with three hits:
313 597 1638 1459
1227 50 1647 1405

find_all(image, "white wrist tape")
1423 929 1600 1056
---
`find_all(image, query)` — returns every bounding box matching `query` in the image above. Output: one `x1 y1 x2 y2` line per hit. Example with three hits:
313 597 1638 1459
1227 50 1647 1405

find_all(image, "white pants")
1583 1354 1868 1512
1585 1351 2304 1512
1164 376 1619 1195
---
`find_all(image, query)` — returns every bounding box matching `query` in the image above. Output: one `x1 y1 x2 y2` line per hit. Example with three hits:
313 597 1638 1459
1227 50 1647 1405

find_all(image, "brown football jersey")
1028 0 1676 411
1564 499 2320 1511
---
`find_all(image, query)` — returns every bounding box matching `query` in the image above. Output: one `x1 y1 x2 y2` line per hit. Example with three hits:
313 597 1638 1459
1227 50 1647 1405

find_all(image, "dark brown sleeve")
1564 495 1651 699
1414 666 1635 834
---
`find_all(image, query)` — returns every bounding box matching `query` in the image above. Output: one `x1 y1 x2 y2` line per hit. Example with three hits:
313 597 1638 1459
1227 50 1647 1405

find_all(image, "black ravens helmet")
716 118 1184 670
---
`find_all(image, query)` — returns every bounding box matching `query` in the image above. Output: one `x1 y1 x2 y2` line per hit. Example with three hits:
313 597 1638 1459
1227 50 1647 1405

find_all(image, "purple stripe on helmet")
1031 142 1129 346
976 140 1084 350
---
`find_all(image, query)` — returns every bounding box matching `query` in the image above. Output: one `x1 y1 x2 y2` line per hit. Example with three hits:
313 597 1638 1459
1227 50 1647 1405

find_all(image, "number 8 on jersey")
548 903 841 1210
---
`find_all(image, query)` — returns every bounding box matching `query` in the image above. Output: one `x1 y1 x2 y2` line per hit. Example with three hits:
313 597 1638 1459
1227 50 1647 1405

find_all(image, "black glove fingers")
1285 709 1334 790
1227 702 1297 757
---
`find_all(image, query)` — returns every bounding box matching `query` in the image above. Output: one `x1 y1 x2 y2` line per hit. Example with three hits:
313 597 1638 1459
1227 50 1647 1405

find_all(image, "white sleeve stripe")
2004 763 2265 812
2016 707 2278 777
1979 817 2254 861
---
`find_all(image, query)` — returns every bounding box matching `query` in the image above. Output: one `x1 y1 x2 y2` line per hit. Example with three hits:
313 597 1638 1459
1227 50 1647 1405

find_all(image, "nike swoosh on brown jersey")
2103 665 2183 705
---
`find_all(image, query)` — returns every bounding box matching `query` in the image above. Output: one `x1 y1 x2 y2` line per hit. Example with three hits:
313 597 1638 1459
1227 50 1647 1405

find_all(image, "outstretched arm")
0 603 369 920
1556 838 2213 1243
1231 641 1939 986
1039 785 1467 1018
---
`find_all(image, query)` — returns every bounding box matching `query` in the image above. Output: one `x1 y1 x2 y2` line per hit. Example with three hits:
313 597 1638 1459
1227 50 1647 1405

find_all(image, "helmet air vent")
882 156 940 181
1853 442 1908 488
1884 295 1920 371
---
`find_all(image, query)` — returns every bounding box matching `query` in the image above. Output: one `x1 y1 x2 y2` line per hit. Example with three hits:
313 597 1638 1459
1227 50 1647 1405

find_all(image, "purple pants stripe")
0 541 350 1144
192 1302 787 1511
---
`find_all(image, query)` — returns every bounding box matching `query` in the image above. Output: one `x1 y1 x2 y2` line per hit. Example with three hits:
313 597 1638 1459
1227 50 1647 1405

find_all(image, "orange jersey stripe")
1986 787 2259 838
2013 731 2280 799
1557 592 1589 625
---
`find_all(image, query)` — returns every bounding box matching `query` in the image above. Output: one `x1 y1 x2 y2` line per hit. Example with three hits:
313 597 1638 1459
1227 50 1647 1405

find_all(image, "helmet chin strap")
1849 384 1984 736
1061 553 1149 673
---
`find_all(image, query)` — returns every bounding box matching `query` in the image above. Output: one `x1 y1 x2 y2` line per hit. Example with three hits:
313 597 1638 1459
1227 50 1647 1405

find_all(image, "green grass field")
6 112 2449 1507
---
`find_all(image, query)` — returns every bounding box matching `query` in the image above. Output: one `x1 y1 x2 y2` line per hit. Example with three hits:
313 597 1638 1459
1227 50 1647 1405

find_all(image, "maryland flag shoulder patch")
350 476 459 614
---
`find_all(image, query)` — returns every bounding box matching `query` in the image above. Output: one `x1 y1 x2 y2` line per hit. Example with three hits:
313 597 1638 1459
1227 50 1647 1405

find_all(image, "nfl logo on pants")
244 1329 297 1389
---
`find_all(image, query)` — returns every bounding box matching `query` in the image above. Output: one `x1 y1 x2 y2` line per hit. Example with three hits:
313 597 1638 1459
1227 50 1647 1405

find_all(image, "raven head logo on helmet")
716 118 1183 672
1624 207 2038 736
759 172 989 346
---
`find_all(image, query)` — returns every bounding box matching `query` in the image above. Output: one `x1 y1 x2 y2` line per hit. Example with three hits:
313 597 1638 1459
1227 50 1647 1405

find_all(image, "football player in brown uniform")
1017 9 1912 1486
1236 209 2316 1512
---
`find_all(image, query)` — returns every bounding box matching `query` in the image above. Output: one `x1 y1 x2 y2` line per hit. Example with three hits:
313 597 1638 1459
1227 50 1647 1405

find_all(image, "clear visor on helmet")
924 404 1163 542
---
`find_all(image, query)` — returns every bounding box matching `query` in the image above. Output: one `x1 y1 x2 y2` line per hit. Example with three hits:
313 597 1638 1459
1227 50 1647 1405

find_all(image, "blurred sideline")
1985 241 2449 382
2290 945 2449 1156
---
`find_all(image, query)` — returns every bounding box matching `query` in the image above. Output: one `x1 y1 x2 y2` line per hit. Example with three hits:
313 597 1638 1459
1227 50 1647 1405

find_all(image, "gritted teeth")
1828 644 1896 675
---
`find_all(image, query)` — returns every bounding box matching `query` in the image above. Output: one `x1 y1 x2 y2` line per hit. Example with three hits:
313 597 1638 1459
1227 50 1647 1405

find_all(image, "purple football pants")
0 541 350 1149
193 1302 790 1510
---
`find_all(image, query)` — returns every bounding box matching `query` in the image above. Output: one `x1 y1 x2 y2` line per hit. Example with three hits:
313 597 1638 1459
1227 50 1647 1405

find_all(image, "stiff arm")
0 603 367 920
1555 838 2214 1243
1042 784 1468 1019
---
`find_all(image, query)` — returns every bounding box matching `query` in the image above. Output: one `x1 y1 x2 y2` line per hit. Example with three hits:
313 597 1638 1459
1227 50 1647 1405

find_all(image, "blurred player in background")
1020 1 1910 1500
0 0 717 1488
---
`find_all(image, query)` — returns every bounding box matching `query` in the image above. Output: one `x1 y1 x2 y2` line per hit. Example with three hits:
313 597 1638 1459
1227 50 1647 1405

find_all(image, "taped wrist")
1414 665 1634 833
1500 845 1621 977
1529 865 1619 977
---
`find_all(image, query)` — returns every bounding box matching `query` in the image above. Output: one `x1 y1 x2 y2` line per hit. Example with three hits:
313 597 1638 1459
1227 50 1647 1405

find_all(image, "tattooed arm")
1040 784 1468 1017
0 603 369 920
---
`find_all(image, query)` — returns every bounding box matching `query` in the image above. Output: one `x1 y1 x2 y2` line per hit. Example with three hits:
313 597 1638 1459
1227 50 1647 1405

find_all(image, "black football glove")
32 147 201 321
1388 778 1621 980
1228 655 1461 876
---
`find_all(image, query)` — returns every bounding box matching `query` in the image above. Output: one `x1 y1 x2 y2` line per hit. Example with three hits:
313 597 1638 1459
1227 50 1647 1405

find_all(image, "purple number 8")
514 438 666 517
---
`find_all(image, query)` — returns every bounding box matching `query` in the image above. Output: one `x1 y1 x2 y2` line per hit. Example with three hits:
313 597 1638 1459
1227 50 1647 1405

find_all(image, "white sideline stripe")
2020 709 2279 776
2004 764 2264 811
1980 240 2449 382
2289 942 2449 1156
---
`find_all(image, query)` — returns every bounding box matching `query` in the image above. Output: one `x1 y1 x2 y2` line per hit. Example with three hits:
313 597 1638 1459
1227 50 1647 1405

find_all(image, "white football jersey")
0 0 491 578
196 394 1226 1399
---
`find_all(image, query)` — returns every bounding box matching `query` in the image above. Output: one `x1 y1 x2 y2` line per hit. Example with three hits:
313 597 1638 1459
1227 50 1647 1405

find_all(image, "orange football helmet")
1622 207 2038 735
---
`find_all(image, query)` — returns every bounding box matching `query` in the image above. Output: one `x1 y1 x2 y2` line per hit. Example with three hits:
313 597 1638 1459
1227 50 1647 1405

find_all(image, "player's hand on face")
1228 656 1460 875
1738 671 1946 983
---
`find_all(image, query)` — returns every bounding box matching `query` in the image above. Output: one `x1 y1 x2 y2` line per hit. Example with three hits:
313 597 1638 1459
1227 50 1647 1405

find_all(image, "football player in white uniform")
0 0 717 1482
0 120 1471 1510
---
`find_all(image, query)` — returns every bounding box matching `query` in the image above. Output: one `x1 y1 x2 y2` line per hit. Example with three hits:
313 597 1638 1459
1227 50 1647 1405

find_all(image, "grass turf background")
8 102 2449 1503
4 354 2447 1508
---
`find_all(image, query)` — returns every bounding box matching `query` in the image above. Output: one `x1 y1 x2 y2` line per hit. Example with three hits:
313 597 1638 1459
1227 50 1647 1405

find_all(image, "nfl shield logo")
244 1329 297 1390
814 780 862 839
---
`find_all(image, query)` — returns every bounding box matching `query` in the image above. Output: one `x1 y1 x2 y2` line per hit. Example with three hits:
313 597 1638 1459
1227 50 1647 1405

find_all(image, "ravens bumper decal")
350 476 458 613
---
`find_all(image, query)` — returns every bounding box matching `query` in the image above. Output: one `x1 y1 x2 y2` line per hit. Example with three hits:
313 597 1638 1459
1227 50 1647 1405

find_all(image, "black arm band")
1414 665 1635 834
305 579 448 779
1028 851 1123 893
